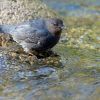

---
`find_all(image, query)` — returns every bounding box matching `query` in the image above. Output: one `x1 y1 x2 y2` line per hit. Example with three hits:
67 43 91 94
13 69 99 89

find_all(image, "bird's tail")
0 25 12 34
0 25 4 33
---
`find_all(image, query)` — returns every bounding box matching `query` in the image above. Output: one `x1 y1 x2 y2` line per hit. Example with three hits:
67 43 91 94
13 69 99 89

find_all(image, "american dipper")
0 18 64 53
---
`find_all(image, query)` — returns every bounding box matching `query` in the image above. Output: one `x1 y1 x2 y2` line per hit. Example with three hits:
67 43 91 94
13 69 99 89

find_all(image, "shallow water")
0 0 100 100
43 0 100 17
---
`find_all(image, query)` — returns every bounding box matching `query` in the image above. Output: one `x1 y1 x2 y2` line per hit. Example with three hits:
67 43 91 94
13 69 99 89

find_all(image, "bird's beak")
61 24 67 30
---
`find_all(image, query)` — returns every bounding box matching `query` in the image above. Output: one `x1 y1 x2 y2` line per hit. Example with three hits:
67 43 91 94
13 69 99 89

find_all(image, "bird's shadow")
35 50 59 59
17 49 59 59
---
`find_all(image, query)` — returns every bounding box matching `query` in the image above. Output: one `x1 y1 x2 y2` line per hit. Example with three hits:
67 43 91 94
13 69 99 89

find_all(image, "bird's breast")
39 35 60 50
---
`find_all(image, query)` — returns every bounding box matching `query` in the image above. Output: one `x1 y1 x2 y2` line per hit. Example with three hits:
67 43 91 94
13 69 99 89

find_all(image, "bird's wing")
11 24 48 45
24 29 48 45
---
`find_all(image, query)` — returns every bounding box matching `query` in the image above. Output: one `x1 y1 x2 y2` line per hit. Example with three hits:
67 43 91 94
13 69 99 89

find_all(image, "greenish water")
0 0 100 100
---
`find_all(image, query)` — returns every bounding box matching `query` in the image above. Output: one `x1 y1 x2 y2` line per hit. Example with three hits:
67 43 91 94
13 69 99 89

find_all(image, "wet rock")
13 66 56 81
0 55 7 74
35 66 56 76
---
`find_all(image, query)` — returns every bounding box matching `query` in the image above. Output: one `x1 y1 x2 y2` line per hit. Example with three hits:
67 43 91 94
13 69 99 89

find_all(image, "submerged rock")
13 66 56 81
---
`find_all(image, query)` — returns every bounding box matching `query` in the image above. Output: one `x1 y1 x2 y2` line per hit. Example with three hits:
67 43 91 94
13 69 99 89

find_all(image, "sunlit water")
0 0 100 100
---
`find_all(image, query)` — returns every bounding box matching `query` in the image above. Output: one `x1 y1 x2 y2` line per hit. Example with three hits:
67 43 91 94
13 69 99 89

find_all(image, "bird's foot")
35 50 59 59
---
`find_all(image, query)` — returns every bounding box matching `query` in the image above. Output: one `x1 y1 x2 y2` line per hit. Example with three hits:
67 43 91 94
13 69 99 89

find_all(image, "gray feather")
0 25 15 34
0 18 63 52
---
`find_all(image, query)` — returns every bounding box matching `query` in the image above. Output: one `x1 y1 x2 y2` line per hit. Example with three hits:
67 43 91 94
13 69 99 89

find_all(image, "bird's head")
45 18 64 36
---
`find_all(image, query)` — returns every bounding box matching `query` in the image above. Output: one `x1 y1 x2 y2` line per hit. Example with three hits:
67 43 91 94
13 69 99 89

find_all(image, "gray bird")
0 18 64 53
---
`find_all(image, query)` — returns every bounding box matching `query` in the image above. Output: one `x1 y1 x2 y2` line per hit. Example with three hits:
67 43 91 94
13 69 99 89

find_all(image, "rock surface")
0 0 57 24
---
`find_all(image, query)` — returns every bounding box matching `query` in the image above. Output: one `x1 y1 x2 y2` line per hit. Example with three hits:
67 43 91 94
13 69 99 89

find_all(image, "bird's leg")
35 50 52 58
28 50 39 62
46 49 59 57
28 51 38 56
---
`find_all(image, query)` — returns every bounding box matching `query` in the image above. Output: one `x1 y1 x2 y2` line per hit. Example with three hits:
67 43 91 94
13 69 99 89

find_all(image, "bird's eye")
53 23 58 26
